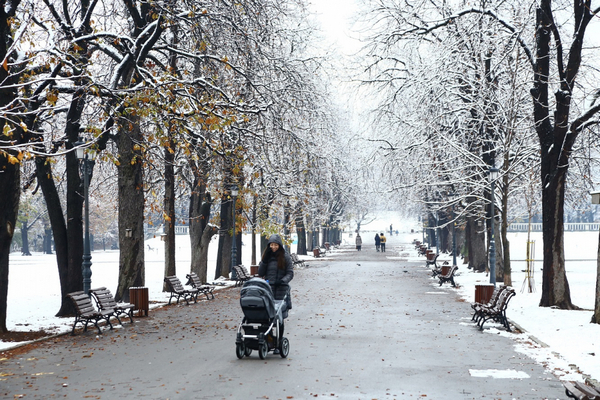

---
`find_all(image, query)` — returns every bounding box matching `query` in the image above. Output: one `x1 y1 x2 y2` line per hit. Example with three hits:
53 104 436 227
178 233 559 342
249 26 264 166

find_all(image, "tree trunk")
494 215 503 282
21 221 31 256
466 217 486 272
189 173 210 281
215 195 232 279
35 156 79 317
196 224 218 283
539 166 574 309
43 225 53 254
501 170 511 286
0 0 22 333
295 213 307 255
593 230 600 323
115 116 145 302
163 137 176 291
0 161 20 333
251 197 257 265
283 204 291 254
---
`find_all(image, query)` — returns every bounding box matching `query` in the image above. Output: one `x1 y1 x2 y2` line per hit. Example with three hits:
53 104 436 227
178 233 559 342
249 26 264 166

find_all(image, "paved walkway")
1 235 564 399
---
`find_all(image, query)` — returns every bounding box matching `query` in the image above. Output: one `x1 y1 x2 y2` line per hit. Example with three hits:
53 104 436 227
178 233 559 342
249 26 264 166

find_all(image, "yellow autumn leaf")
19 122 27 132
8 154 19 164
3 123 11 136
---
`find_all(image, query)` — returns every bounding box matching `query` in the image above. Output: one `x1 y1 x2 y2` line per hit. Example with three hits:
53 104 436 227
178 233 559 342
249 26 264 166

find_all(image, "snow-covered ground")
2 213 600 387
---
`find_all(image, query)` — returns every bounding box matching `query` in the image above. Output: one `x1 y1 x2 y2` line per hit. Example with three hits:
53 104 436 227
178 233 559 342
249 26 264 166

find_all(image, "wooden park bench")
291 253 306 268
438 265 458 287
474 286 516 331
233 265 254 287
432 260 448 277
185 272 215 300
563 380 600 399
67 291 115 335
90 287 135 325
312 247 326 258
164 275 198 305
426 253 439 271
471 285 507 322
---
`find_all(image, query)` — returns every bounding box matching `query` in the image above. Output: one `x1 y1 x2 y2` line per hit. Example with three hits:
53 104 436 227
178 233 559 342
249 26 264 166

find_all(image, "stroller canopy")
240 278 277 321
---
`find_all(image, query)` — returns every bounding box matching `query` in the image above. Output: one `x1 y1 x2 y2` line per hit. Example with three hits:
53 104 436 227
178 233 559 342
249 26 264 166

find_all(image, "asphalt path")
1 235 565 399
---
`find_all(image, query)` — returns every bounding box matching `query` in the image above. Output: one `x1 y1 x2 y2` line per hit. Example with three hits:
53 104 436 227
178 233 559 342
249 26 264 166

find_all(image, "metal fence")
508 223 600 232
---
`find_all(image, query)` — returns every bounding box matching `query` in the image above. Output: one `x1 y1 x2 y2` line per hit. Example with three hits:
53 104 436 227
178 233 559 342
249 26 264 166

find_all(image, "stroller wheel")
244 346 252 356
236 343 245 359
279 337 289 358
258 341 268 360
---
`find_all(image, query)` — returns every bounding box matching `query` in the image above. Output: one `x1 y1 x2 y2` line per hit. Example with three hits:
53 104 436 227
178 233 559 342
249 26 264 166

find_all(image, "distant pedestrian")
390 224 393 236
355 234 362 251
379 233 387 252
374 233 381 251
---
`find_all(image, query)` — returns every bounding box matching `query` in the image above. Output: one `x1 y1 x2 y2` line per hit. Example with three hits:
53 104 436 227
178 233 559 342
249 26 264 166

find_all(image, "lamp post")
75 141 95 294
489 167 499 285
446 193 458 267
452 207 457 268
230 184 239 280
435 211 439 256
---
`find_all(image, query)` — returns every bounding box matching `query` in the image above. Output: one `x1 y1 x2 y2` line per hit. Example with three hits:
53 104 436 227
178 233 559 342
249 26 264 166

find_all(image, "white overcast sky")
309 0 361 55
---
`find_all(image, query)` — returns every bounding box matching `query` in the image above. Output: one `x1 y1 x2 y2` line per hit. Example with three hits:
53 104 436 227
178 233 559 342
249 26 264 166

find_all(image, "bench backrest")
67 291 97 316
233 265 242 278
495 287 516 311
237 265 251 279
186 272 203 288
165 276 185 293
442 265 458 278
90 287 118 311
487 285 507 307
186 272 210 289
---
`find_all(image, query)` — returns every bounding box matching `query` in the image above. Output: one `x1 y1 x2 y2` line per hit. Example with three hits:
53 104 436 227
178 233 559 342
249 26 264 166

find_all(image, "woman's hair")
261 245 286 269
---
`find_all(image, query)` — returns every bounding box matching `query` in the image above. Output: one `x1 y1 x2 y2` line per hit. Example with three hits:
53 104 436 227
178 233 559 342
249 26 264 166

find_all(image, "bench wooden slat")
564 381 600 399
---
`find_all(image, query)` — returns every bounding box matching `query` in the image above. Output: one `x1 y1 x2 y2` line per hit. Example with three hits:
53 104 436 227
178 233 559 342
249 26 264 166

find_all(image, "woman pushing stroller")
258 234 293 321
235 234 293 359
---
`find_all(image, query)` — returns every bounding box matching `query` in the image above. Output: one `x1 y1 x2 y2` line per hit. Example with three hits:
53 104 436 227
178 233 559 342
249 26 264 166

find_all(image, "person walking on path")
374 233 381 251
355 233 362 251
379 233 387 252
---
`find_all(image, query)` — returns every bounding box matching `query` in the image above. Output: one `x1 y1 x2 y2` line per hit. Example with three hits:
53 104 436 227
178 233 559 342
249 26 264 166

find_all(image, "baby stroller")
235 278 290 359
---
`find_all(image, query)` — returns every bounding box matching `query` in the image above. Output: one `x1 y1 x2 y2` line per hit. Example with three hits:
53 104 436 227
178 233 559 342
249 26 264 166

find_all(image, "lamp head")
74 141 85 160
489 167 499 181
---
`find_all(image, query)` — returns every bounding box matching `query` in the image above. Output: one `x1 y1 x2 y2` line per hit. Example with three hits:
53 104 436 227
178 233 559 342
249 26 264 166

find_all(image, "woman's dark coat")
257 234 294 301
